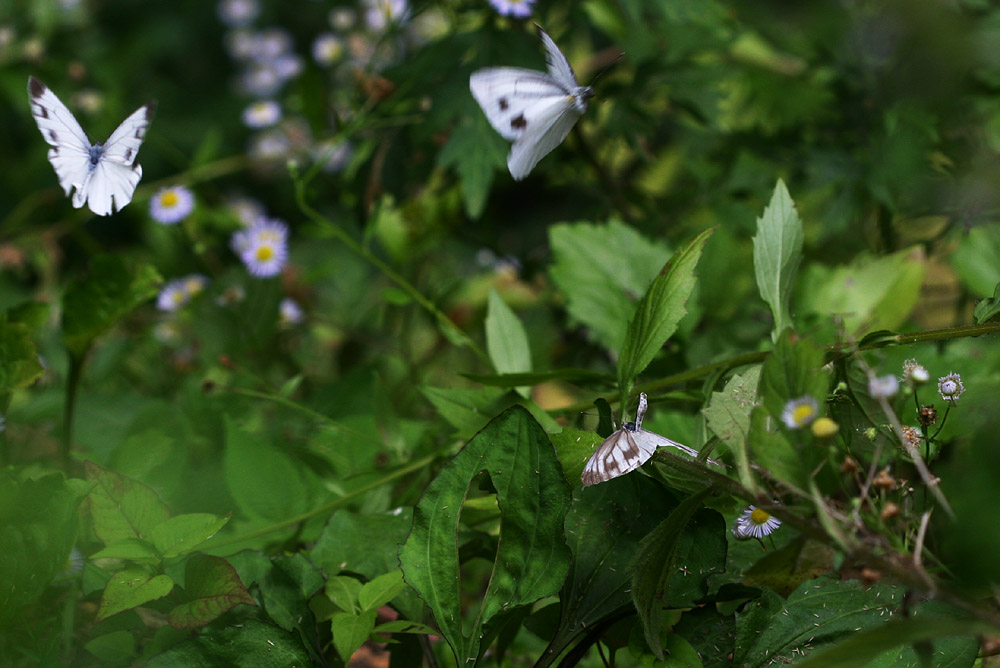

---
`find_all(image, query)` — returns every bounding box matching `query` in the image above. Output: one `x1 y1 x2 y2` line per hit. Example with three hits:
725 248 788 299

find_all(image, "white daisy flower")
780 396 818 430
735 506 781 540
150 186 195 225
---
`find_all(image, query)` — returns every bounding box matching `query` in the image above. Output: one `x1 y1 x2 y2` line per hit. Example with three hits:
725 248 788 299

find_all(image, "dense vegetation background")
3 0 1000 666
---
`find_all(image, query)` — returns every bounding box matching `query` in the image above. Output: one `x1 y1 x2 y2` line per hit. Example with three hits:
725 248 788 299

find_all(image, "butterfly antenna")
588 50 625 87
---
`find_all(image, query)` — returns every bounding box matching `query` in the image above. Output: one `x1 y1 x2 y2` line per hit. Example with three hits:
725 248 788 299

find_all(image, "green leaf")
973 282 1000 324
358 570 407 613
618 227 714 397
62 255 161 356
759 329 827 422
798 248 925 337
167 554 255 629
546 476 679 660
735 579 904 666
438 118 507 218
743 537 835 598
149 513 230 559
549 220 672 351
0 471 86 626
84 630 137 667
90 538 160 562
753 179 803 340
326 575 363 613
631 488 723 659
222 418 308 522
703 366 760 489
311 508 424 620
146 619 311 667
485 289 532 397
421 385 506 437
951 223 1000 297
97 565 174 621
398 406 572 665
85 460 171 545
0 318 43 391
331 610 378 662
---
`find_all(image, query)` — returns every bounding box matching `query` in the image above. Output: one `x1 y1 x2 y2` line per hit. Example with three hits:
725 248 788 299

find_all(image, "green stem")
290 167 490 366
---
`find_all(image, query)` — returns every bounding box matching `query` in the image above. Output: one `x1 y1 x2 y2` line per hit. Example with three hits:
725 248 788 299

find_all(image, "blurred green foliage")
1 0 1000 666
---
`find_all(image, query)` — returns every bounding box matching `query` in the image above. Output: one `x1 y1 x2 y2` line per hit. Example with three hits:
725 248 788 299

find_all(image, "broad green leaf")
743 537 835 598
549 220 672 351
146 618 311 667
62 255 161 356
331 610 378 662
225 550 325 653
543 476 678 662
973 282 1000 324
358 570 407 613
326 575 364 613
798 248 925 337
631 488 723 659
85 460 171 545
438 118 506 218
150 513 230 559
758 329 827 422
222 418 308 523
398 406 572 665
618 228 714 396
748 406 801 488
0 471 86 627
551 427 603 485
753 179 803 340
0 319 43 391
421 385 505 437
84 630 137 666
485 289 532 397
703 366 760 489
310 508 423 619
950 223 1000 297
167 555 255 629
97 566 174 621
90 538 160 562
735 578 903 667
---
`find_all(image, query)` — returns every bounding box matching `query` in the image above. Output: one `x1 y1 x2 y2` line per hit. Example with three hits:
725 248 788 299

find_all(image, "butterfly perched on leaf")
28 76 155 216
581 393 723 487
470 26 594 180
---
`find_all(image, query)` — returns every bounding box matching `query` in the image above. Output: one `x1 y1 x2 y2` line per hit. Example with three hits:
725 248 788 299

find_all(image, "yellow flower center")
792 403 815 425
160 191 179 207
255 245 275 262
749 508 771 525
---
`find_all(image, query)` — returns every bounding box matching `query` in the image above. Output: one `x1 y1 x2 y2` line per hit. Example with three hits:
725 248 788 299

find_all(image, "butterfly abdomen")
88 144 104 169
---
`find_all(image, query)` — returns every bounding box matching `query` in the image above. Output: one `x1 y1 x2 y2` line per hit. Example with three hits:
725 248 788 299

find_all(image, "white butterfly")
470 27 593 181
28 76 155 216
581 393 723 487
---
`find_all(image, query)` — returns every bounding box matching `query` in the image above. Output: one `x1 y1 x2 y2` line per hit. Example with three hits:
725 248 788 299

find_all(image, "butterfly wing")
537 26 580 90
102 101 156 167
470 68 571 141
581 428 658 486
634 429 725 466
506 99 582 180
28 77 93 198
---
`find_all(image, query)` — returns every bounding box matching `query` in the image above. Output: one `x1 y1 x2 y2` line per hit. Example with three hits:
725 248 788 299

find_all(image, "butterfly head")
572 86 595 113
622 421 638 433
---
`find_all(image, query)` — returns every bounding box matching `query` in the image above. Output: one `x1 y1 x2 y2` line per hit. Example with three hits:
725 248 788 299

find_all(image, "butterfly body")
581 393 722 487
28 76 155 216
470 27 592 180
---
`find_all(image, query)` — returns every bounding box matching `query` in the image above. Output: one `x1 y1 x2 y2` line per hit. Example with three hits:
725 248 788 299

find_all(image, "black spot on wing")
498 97 508 111
48 130 58 143
511 114 527 130
28 76 46 99
124 148 134 161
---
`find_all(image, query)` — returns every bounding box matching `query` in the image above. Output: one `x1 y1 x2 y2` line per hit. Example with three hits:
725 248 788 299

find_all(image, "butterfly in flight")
581 393 723 487
28 76 155 216
470 26 594 180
